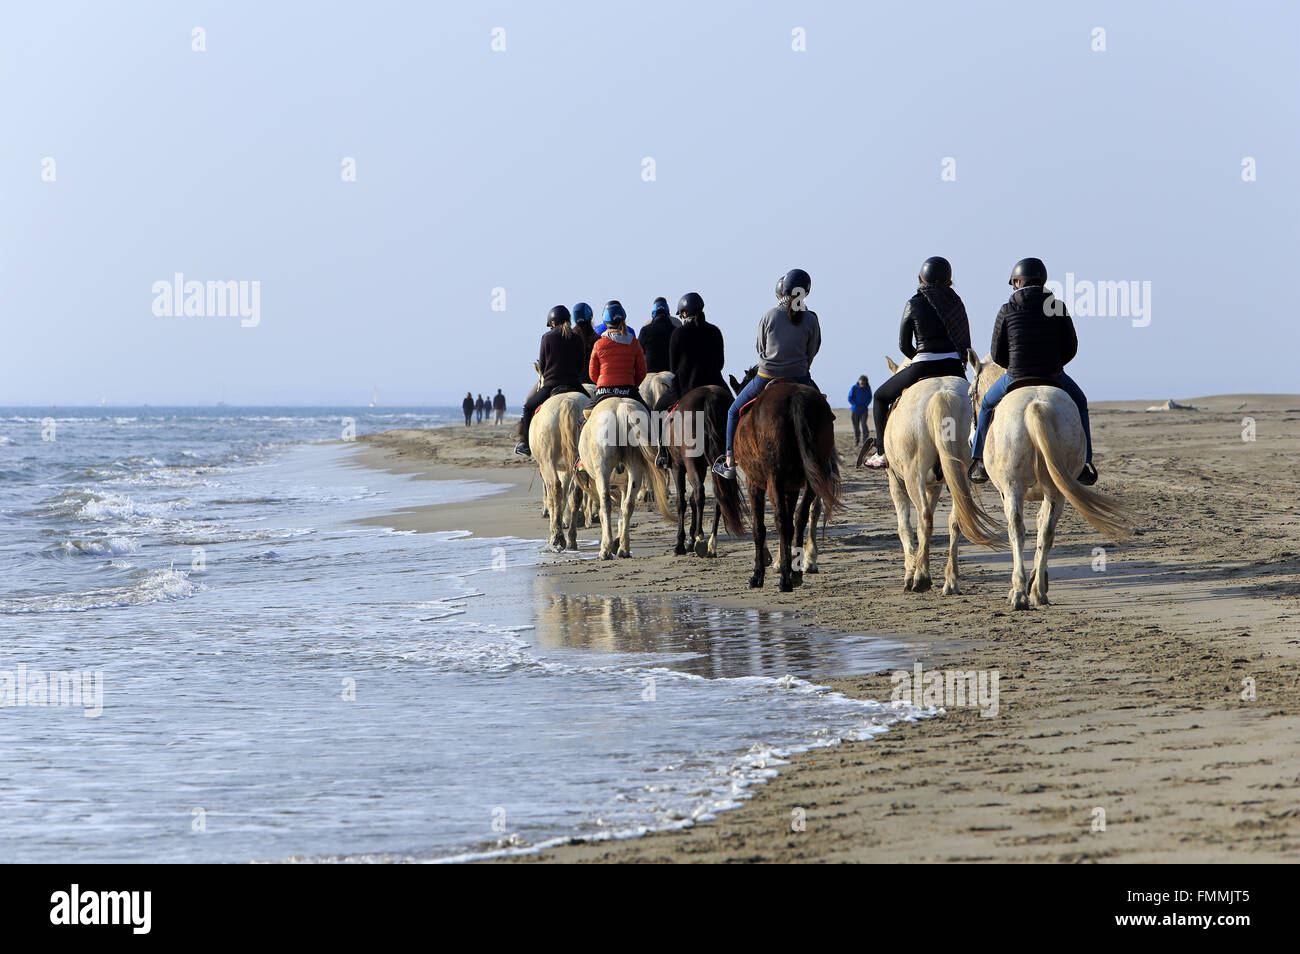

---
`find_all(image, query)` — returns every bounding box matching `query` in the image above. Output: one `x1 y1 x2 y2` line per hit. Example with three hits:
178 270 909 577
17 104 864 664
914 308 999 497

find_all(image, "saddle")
1006 376 1065 395
736 379 828 420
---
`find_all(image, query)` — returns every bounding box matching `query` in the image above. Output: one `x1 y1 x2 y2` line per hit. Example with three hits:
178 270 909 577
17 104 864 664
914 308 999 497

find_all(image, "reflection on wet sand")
530 580 916 681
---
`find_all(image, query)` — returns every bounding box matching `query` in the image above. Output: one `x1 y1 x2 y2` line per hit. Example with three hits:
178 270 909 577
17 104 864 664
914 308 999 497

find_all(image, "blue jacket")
847 382 872 413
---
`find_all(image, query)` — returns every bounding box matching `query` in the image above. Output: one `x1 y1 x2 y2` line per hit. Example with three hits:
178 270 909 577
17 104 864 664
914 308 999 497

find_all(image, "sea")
0 407 927 862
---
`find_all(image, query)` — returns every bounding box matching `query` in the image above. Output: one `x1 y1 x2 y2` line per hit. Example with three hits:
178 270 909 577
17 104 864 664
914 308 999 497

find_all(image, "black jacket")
990 286 1079 380
575 323 599 384
537 328 586 388
668 318 727 394
638 314 676 373
900 286 971 360
493 393 505 410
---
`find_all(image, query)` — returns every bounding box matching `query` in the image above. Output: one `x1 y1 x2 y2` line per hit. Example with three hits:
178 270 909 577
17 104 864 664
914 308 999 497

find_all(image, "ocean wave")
56 536 138 557
0 567 204 614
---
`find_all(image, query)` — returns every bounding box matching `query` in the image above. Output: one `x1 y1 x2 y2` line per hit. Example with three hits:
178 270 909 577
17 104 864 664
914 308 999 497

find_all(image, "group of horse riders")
515 257 1098 488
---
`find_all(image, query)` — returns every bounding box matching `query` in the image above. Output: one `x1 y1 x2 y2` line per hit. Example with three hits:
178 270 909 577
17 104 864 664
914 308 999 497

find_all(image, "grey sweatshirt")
756 305 821 378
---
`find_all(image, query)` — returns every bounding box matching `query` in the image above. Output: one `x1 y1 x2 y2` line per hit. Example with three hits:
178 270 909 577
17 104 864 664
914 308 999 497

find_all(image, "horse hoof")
1010 592 1031 611
600 550 614 561
790 572 803 589
941 581 959 596
804 564 818 574
912 576 932 593
694 540 709 558
1032 593 1051 607
903 578 915 592
674 543 688 556
749 575 764 589
617 548 631 558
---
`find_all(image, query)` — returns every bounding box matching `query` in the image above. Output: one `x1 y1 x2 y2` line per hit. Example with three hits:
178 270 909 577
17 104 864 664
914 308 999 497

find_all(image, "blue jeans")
725 373 815 456
971 372 1092 462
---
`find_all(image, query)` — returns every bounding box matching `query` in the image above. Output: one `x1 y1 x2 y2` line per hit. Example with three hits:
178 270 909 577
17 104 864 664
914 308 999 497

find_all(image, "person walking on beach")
713 269 821 480
587 301 650 412
475 394 485 423
652 291 726 468
493 389 506 424
462 392 475 426
515 306 587 457
573 302 599 385
847 374 873 447
862 256 972 470
638 297 678 373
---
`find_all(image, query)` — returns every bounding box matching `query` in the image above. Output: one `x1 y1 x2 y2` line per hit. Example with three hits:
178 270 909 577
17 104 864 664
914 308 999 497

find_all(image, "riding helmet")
918 256 952 285
603 300 626 324
676 291 705 317
547 304 571 326
1009 258 1048 285
572 302 593 324
651 297 669 318
776 268 812 300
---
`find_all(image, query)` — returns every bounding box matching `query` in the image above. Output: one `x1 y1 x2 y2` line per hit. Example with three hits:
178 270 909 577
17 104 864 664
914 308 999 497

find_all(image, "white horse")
529 387 587 551
578 398 670 559
968 350 1131 609
639 371 676 409
532 361 596 527
869 356 1002 594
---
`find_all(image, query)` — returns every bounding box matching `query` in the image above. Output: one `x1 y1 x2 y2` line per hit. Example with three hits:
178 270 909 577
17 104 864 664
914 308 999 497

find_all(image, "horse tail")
927 388 1003 548
1024 400 1132 544
626 404 672 519
562 396 594 497
791 387 842 522
703 393 746 536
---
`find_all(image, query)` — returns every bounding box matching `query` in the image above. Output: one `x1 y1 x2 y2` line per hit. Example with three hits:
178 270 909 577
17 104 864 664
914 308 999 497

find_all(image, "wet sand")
354 397 1300 862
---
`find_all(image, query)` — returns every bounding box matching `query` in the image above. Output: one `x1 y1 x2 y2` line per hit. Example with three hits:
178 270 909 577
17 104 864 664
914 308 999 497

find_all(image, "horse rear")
529 391 587 551
578 399 671 559
735 380 841 591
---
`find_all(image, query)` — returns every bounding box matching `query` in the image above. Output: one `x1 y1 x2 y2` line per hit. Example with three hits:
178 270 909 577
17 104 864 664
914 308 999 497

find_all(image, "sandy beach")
353 396 1300 863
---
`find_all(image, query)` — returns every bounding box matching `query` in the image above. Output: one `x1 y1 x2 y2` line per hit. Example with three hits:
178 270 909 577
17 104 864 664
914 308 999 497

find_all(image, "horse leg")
888 472 916 591
806 497 821 573
1030 494 1061 606
1002 485 1030 610
776 485 799 592
911 480 939 593
563 473 580 550
594 467 615 560
545 470 566 551
794 487 815 577
673 462 689 555
708 498 720 558
749 483 767 588
942 499 961 595
691 469 707 556
617 459 637 558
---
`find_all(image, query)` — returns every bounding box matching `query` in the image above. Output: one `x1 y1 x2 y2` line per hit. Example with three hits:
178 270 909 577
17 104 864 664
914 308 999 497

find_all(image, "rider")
587 301 650 412
573 302 599 385
968 258 1097 485
638 297 677 373
712 268 821 480
652 291 727 468
514 305 586 457
862 256 971 469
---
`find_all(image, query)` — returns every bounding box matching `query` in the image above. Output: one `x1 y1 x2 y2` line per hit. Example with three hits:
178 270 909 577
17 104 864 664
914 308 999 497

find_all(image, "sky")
3 0 1297 406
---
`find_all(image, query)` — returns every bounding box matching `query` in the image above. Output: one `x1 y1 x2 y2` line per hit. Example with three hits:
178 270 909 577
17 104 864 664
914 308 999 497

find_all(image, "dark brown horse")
664 385 746 557
730 368 842 591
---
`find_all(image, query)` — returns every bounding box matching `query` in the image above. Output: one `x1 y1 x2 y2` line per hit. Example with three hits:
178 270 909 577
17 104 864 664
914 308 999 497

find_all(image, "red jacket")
589 332 647 389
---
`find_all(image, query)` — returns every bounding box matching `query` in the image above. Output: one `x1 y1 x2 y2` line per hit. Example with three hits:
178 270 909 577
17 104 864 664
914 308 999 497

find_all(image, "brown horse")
664 385 746 557
730 368 841 591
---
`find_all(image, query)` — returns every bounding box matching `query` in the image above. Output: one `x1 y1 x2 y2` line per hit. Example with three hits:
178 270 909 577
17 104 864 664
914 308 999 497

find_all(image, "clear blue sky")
3 0 1297 405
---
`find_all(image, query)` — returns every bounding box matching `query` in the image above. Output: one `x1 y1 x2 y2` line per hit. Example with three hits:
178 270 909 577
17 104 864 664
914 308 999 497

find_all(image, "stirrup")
968 459 989 484
514 442 531 457
711 455 736 480
1078 462 1098 486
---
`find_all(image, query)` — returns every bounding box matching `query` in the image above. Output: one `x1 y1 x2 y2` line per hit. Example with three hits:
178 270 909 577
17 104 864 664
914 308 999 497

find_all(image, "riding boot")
968 459 989 483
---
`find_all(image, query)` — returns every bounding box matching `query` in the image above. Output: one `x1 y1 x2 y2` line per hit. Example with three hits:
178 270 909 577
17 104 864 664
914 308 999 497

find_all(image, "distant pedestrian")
848 375 873 447
493 389 506 424
462 392 474 426
475 394 485 423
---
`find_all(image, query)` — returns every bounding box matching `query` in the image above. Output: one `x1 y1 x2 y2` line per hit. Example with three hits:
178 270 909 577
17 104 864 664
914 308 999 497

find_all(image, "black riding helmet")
547 304 571 327
919 256 952 285
776 268 811 300
1009 258 1048 286
573 302 593 324
677 291 705 317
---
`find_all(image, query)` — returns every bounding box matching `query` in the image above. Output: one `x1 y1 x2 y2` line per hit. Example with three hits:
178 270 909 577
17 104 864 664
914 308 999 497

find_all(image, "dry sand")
352 397 1300 862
